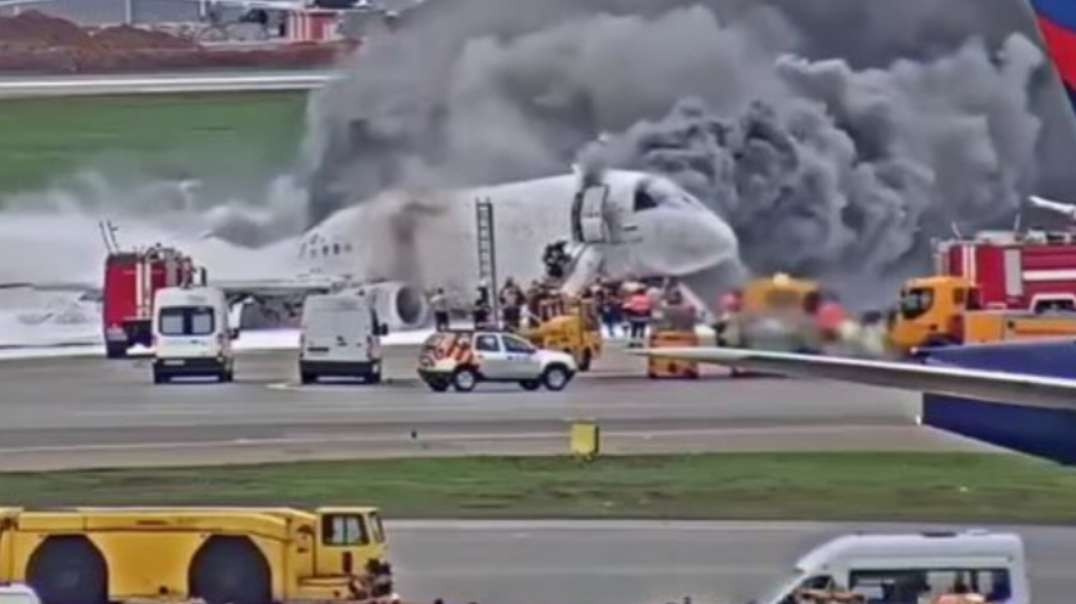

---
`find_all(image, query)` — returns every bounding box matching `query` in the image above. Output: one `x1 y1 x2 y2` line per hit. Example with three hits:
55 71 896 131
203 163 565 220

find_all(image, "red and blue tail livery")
1033 0 1076 109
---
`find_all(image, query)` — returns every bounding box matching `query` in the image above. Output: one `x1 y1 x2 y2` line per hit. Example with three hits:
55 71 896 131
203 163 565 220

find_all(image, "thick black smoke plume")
296 0 1059 302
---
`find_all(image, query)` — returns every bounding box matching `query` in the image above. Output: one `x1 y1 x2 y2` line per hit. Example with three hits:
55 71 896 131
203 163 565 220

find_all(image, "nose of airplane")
632 186 741 277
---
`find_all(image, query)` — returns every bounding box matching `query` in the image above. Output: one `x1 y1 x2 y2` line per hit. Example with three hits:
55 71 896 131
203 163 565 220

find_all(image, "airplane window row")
307 243 354 258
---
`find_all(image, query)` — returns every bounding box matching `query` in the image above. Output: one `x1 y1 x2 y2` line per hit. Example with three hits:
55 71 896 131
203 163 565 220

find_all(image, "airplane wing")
630 347 1076 411
209 275 338 305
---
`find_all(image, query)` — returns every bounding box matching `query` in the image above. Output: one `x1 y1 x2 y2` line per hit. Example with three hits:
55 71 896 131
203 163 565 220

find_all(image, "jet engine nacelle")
358 281 429 330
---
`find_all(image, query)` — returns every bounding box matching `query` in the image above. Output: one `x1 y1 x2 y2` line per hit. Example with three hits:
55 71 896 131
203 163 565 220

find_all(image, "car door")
473 333 511 379
501 335 542 378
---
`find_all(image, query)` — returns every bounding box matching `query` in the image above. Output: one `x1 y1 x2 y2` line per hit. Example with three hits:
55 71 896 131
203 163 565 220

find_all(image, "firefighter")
623 287 653 347
473 286 492 329
431 288 450 332
500 277 524 331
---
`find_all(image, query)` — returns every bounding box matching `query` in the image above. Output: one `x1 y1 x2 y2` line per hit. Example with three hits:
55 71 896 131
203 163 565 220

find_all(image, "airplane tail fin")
1031 0 1076 112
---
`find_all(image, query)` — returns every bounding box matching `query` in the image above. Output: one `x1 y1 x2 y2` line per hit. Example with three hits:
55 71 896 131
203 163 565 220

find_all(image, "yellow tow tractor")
523 296 602 371
0 506 392 604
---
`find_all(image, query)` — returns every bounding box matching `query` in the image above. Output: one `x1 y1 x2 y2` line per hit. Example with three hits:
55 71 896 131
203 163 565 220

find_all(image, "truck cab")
889 276 978 352
762 531 1029 604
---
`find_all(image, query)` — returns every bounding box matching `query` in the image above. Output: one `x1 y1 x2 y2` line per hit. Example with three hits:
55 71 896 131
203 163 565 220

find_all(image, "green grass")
0 91 307 197
2 453 1075 524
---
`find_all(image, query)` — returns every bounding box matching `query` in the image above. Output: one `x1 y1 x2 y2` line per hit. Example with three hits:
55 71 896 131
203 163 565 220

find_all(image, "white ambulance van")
761 531 1028 604
152 286 235 384
299 292 387 384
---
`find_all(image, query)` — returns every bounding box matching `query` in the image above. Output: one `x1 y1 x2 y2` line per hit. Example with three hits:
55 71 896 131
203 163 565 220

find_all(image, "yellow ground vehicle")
722 274 823 352
0 507 390 604
890 275 1076 352
524 297 602 371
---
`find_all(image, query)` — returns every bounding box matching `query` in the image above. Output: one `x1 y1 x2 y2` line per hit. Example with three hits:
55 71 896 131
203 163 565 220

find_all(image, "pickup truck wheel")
542 364 571 391
190 536 271 604
519 379 541 391
452 367 478 392
27 536 108 604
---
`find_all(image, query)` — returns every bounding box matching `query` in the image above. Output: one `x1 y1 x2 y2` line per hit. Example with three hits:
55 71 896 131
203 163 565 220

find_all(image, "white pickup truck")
417 330 577 392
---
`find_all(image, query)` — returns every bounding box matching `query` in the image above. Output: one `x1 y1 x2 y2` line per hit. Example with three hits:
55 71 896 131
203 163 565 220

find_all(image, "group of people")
592 280 696 346
428 277 581 333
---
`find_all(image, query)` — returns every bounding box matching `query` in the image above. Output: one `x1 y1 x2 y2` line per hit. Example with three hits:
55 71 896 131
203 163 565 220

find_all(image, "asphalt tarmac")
0 345 996 470
388 520 1076 604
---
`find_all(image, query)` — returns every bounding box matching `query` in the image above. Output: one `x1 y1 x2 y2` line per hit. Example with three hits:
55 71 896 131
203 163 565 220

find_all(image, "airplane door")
573 185 610 244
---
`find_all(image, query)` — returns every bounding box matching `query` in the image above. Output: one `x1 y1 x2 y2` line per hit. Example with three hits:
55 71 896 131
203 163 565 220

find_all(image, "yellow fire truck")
0 506 390 604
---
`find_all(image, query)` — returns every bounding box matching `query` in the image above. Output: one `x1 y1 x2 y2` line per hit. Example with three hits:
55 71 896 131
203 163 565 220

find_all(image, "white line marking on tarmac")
0 425 928 456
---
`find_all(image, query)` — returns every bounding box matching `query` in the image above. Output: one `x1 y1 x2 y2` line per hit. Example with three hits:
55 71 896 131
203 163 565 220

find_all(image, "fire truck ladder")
475 197 499 323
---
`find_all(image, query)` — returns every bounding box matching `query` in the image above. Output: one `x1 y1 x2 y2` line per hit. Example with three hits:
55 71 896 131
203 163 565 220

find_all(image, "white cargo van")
299 292 387 384
761 531 1028 604
152 286 235 384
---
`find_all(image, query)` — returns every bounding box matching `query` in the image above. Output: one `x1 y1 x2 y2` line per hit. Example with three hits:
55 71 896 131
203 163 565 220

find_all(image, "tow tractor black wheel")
452 367 479 392
27 536 108 604
189 536 272 604
153 369 169 385
105 342 127 359
519 379 541 391
301 372 317 385
542 364 572 391
367 370 382 385
427 379 449 392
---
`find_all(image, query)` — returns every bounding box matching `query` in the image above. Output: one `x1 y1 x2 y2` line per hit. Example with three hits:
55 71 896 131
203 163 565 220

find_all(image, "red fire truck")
102 245 203 358
936 229 1076 312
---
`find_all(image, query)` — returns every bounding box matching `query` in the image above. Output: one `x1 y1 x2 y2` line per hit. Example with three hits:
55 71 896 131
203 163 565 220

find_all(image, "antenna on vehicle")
950 222 963 239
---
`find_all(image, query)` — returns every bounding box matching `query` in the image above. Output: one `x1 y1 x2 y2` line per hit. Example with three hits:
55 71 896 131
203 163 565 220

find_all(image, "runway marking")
0 425 935 455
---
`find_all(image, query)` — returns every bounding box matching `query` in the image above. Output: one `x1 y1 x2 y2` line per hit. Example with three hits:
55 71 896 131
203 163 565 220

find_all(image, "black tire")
105 342 127 359
27 536 108 604
189 536 272 604
579 348 593 372
452 367 479 392
153 370 168 385
219 370 233 383
427 379 449 392
301 372 316 385
519 379 541 391
542 364 572 391
367 370 382 385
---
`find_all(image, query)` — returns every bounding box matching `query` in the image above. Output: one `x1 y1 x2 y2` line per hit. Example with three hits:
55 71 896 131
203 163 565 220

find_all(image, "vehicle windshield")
900 288 934 320
158 306 215 336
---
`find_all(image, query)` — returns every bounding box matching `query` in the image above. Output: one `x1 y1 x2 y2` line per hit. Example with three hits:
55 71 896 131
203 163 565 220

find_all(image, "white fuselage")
298 170 741 305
